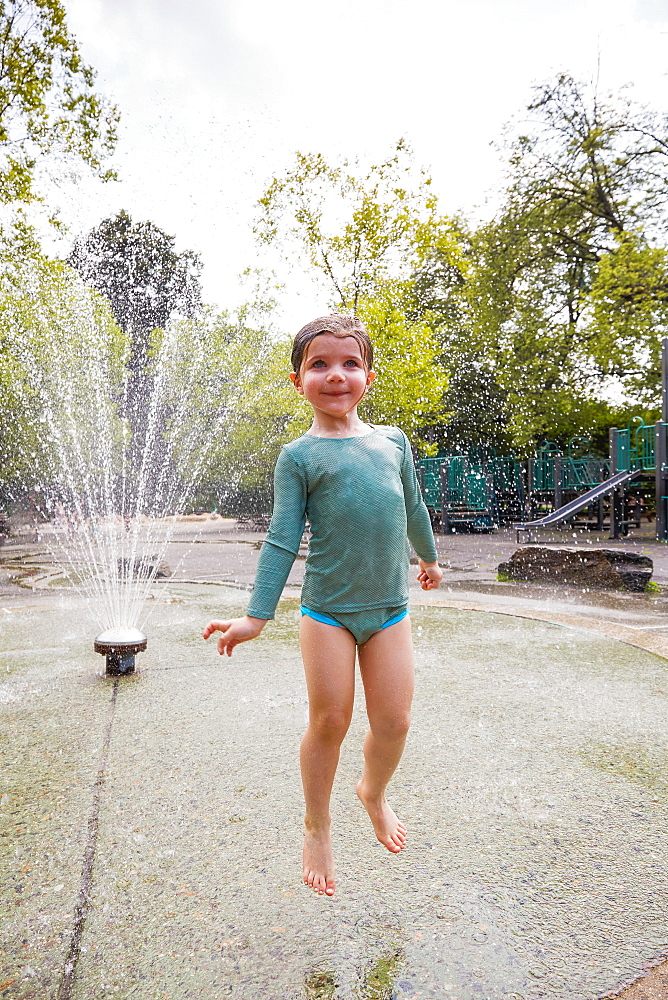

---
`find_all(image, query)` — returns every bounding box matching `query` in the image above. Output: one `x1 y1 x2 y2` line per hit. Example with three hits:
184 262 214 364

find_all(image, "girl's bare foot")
303 823 336 896
356 780 407 853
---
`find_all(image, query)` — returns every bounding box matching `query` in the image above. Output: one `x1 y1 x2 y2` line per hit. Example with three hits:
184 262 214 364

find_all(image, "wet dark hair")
291 314 373 373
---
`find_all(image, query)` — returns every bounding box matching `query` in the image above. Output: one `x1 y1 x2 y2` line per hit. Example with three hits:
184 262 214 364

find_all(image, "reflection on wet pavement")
1 586 668 998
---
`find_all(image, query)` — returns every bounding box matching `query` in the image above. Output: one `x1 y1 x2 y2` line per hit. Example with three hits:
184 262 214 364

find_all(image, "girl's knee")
370 711 411 742
309 707 352 742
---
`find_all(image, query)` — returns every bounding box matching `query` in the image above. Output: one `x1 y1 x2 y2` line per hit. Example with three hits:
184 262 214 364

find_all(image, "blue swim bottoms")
300 605 409 645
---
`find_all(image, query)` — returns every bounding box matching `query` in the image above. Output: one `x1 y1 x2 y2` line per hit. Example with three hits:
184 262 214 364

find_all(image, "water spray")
4 262 272 679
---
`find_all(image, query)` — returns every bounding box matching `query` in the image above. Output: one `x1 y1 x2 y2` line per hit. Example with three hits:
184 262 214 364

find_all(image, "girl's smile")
290 333 375 436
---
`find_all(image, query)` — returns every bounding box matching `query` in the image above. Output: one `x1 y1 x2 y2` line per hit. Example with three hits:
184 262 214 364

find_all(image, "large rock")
497 546 653 592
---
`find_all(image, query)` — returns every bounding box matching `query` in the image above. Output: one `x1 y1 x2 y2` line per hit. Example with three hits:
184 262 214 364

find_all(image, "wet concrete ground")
2 520 668 998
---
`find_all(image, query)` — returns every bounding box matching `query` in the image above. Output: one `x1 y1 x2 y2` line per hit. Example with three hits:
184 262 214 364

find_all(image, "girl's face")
290 334 375 418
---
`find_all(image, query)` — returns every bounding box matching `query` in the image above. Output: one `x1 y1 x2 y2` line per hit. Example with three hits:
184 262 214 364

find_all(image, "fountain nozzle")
94 627 147 676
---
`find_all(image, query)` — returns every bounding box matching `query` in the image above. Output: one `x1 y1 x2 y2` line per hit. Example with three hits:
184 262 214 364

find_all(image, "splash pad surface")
2 587 668 999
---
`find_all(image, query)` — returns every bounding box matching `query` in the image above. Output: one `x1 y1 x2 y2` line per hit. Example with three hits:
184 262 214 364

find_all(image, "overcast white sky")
52 0 668 330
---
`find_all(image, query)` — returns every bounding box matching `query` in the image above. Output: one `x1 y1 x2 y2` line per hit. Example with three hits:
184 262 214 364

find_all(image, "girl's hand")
202 615 266 657
417 559 443 591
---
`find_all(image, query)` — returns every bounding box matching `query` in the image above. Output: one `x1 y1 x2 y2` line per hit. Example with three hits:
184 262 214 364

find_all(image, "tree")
68 210 202 372
0 1 121 490
255 81 668 456
255 140 451 312
508 73 668 244
356 286 449 449
0 252 128 497
400 231 512 454
0 0 119 205
445 74 668 450
159 307 307 508
68 210 203 466
587 233 668 404
255 144 458 451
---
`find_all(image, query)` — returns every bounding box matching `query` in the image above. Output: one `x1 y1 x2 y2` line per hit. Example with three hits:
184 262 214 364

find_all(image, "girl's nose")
326 368 345 381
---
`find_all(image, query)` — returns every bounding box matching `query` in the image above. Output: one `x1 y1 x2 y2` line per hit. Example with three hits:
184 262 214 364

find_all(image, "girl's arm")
246 449 307 618
399 432 442 591
203 449 307 655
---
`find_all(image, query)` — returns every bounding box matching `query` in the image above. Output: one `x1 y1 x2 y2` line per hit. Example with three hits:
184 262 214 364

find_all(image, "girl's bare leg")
356 616 414 853
299 615 357 896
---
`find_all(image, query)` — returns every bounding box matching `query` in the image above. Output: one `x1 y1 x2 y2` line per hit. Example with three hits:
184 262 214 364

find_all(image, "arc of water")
5 262 283 635
127 321 275 630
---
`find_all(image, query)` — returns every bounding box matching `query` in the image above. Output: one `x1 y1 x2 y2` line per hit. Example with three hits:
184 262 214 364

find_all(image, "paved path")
2 518 668 998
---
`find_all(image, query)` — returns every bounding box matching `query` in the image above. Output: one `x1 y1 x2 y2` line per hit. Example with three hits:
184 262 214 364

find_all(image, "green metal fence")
637 424 655 469
563 457 610 488
418 456 489 510
417 421 655 526
418 457 447 508
491 457 525 494
530 456 555 492
421 454 617 505
611 422 656 472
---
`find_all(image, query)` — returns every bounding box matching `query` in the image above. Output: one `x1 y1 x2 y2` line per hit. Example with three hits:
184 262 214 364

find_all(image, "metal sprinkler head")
94 627 147 676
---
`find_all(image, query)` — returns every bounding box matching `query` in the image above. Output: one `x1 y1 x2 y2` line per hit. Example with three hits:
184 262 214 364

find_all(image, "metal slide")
513 467 644 539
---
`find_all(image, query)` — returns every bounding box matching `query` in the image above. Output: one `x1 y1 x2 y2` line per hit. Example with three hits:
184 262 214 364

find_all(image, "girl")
203 314 442 897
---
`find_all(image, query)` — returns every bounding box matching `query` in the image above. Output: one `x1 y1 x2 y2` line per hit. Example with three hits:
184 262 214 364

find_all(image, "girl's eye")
311 360 326 367
344 360 359 367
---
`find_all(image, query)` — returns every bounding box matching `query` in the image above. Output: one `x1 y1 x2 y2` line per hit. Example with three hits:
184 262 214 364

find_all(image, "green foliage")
255 145 456 456
157 307 307 498
256 140 452 312
405 226 470 330
257 84 668 457
0 3 122 496
0 0 119 205
0 251 128 492
435 356 512 455
357 287 449 449
68 210 202 372
444 74 668 452
511 73 668 240
10 67 668 507
588 233 668 403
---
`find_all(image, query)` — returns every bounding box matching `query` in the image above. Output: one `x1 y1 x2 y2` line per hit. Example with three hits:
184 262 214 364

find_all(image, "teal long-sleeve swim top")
246 425 439 620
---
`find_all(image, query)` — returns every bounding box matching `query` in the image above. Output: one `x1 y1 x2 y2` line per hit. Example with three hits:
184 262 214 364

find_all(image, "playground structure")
417 339 668 543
